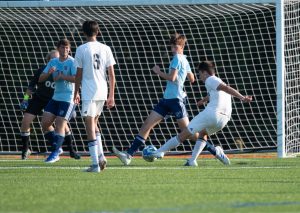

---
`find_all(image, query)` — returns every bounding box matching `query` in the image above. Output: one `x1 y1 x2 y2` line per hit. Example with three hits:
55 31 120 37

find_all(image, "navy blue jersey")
27 65 54 101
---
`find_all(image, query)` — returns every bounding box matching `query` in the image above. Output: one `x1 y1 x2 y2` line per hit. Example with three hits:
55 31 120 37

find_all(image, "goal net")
280 0 300 157
0 0 283 155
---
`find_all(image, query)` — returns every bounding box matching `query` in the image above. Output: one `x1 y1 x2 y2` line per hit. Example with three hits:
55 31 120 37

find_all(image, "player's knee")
189 134 198 142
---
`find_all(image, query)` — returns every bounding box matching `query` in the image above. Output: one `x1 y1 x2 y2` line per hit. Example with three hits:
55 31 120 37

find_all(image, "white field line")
0 166 298 170
0 158 273 162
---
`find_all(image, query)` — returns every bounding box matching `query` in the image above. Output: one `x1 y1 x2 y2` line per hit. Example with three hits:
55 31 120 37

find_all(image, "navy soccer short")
25 94 50 116
153 97 188 120
44 99 75 121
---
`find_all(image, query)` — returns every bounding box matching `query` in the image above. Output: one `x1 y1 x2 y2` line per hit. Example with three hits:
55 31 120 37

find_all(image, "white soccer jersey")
205 75 232 116
75 41 116 101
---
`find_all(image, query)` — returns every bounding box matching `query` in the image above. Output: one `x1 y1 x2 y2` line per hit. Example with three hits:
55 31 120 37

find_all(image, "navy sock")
206 141 217 156
21 132 30 152
53 134 65 152
127 135 145 156
44 131 55 150
64 132 75 153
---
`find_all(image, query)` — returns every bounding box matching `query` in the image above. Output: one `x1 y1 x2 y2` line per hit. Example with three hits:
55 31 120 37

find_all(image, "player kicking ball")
113 33 228 166
150 61 252 166
39 39 77 163
74 21 116 173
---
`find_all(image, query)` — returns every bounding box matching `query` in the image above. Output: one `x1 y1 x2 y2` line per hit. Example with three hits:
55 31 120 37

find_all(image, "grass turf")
0 157 300 213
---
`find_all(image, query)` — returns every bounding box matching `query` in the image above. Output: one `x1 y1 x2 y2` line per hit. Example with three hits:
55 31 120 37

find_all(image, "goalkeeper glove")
20 94 30 111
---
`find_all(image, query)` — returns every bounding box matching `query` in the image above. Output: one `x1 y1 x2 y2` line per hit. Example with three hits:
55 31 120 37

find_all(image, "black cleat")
70 152 81 160
21 149 32 160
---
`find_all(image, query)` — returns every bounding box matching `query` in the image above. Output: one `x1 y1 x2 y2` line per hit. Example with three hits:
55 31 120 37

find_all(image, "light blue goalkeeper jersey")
43 56 76 103
163 54 192 100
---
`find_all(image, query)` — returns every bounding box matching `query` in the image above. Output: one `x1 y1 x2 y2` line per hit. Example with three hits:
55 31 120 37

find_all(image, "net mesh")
284 0 300 157
0 4 277 153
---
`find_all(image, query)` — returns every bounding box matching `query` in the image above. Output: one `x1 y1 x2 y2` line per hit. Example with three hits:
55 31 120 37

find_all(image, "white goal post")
0 0 298 158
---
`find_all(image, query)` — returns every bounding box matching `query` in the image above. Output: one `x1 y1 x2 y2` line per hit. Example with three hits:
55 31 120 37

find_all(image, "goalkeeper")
19 50 80 160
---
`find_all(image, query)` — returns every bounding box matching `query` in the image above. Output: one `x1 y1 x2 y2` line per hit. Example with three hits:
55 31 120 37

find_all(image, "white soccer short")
81 100 105 117
187 109 230 136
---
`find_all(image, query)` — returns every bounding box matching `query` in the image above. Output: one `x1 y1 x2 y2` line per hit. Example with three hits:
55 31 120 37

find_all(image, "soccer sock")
21 132 30 152
64 132 75 153
157 136 180 153
206 141 217 156
96 131 105 161
127 135 145 156
44 131 55 150
88 140 99 165
190 139 207 162
53 133 65 152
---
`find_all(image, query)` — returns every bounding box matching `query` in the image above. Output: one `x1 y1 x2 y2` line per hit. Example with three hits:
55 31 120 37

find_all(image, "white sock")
88 140 99 166
157 136 180 153
190 139 207 162
96 132 105 161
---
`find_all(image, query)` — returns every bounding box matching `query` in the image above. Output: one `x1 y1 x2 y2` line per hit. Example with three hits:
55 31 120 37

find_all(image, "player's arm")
107 65 116 109
187 72 195 83
217 83 252 103
197 96 209 106
73 67 82 104
39 66 55 82
152 65 178 82
20 68 41 110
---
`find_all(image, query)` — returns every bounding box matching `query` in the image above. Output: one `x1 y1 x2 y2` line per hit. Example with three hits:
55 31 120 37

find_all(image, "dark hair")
82 21 100 37
198 61 215 75
56 39 70 48
169 32 187 46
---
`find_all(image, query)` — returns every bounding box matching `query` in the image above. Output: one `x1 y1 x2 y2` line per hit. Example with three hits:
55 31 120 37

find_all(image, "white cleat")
184 159 198 167
112 146 132 166
215 146 230 165
99 158 107 171
149 151 164 159
85 164 100 173
58 148 63 155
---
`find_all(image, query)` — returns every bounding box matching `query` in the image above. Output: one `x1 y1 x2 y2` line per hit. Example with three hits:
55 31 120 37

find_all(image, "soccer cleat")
150 151 165 159
21 149 32 160
99 158 107 171
215 146 230 165
45 151 60 163
112 146 132 166
183 159 198 167
85 165 100 173
70 151 81 160
58 148 64 155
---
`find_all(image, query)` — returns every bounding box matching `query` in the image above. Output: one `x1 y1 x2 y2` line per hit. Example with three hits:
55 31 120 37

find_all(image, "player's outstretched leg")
112 111 163 165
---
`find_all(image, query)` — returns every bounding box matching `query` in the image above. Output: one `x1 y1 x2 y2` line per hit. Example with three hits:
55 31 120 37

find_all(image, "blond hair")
45 50 58 62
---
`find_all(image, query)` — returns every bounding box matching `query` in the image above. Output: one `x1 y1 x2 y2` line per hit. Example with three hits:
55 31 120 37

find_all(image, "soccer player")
74 21 116 173
113 33 228 166
39 38 77 163
151 61 252 166
20 50 80 160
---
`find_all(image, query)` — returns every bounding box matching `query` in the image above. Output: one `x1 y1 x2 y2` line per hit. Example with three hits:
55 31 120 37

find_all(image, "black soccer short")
25 94 50 116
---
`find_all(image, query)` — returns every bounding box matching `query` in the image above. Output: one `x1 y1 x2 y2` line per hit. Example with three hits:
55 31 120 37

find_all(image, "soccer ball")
142 145 157 162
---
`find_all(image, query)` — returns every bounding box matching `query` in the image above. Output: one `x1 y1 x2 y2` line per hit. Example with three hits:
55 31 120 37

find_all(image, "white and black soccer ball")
142 145 157 162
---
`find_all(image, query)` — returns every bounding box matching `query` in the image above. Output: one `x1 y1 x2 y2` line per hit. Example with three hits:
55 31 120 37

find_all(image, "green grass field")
0 157 300 213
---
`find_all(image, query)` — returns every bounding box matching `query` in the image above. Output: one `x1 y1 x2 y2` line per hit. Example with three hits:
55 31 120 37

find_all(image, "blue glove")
20 100 29 111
